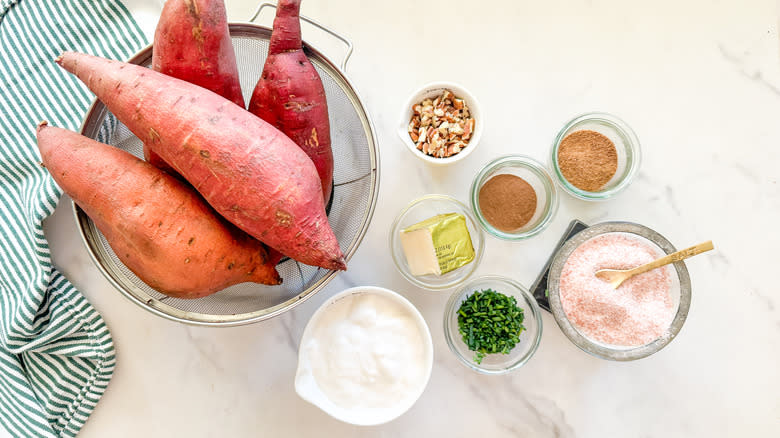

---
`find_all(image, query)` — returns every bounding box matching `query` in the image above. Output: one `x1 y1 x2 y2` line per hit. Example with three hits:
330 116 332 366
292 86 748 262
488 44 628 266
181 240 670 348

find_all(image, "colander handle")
249 2 354 71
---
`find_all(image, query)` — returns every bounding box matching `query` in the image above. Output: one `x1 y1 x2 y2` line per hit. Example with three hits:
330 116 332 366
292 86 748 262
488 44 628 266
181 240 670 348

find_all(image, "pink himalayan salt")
559 233 674 346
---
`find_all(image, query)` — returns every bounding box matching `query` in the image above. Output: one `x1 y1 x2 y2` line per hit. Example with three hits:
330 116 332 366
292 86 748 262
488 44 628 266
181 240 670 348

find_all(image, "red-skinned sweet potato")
248 0 333 203
147 0 245 174
37 122 281 298
56 51 346 271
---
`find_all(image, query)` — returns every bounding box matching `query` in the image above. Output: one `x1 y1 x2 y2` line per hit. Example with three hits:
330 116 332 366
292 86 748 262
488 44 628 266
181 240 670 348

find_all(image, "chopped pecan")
407 88 475 158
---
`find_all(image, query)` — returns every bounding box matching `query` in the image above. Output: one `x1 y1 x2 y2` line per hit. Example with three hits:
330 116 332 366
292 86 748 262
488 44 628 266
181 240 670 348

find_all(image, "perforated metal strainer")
75 17 379 326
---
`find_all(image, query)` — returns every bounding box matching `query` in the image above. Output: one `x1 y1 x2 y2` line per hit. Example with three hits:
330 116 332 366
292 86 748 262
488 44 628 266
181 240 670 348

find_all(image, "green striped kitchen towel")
0 0 147 436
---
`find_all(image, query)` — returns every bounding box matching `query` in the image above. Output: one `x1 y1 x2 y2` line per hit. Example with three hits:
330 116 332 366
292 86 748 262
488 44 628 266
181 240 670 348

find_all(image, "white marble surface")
17 0 780 436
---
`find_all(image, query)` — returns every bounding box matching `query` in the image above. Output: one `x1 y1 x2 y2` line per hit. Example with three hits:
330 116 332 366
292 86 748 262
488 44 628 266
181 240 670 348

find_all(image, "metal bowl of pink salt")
547 222 691 361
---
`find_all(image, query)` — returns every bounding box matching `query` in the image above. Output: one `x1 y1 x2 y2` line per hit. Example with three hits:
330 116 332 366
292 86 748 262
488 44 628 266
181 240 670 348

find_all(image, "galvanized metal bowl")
546 222 691 361
75 22 379 326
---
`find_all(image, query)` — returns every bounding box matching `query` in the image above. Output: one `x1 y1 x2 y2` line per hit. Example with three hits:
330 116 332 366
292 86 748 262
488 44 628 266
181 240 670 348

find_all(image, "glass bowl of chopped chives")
444 275 543 374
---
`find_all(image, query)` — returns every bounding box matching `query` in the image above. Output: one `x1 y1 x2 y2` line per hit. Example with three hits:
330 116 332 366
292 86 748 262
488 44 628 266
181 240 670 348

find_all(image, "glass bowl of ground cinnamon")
470 155 558 240
551 112 641 200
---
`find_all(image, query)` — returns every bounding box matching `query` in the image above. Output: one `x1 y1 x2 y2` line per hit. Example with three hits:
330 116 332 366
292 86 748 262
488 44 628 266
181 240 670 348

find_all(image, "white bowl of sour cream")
295 286 433 425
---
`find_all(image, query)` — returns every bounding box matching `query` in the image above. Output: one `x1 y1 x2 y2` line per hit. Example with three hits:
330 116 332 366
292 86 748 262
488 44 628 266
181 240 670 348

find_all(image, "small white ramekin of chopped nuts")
398 82 482 165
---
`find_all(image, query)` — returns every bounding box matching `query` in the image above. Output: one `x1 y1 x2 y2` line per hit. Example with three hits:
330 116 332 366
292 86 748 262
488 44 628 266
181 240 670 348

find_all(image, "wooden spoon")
595 240 714 289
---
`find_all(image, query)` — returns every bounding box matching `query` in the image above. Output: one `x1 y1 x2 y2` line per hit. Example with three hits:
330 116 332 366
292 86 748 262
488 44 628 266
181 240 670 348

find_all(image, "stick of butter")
400 213 475 276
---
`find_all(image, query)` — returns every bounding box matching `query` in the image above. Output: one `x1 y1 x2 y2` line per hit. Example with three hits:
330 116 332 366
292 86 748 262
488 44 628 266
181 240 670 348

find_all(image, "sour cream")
295 287 433 425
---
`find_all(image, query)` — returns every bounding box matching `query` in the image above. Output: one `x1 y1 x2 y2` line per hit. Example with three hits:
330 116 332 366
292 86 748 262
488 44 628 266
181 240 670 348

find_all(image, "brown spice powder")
478 174 537 232
557 130 618 192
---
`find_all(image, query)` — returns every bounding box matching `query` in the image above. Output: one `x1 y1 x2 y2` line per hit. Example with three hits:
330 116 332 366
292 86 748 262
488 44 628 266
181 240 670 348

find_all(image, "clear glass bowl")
550 112 641 200
470 155 558 240
443 275 543 374
546 221 692 361
390 195 485 290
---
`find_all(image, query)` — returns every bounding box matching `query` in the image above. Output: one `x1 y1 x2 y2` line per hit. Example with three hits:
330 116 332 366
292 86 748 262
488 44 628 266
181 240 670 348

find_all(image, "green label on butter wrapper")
403 213 475 275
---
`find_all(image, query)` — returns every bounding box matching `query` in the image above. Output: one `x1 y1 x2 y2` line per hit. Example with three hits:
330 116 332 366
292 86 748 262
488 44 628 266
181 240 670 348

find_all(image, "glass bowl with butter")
390 194 485 290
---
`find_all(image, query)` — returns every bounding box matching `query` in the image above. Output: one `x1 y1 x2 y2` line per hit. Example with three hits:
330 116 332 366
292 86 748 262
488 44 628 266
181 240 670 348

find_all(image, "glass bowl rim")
550 112 642 201
389 194 486 290
546 221 692 361
443 275 543 374
470 154 559 240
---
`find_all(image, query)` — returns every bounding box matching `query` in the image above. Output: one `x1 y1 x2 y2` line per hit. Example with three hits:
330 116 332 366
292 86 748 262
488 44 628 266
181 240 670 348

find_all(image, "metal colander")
75 19 378 326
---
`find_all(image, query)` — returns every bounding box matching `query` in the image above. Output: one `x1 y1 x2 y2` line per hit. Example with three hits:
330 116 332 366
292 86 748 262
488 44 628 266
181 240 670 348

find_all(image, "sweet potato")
56 51 346 271
248 0 333 202
36 122 281 298
148 0 245 174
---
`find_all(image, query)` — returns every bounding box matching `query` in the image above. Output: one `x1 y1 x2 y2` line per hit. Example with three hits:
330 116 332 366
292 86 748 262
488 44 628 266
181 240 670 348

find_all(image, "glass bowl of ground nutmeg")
470 155 558 240
551 112 641 201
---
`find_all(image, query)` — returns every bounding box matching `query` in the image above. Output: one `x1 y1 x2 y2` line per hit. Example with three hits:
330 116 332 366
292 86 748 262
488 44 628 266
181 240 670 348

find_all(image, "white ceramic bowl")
294 286 434 425
397 82 483 165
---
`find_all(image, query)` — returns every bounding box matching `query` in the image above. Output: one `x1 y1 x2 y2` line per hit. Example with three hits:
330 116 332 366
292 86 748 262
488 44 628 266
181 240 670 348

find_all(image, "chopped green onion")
456 289 526 364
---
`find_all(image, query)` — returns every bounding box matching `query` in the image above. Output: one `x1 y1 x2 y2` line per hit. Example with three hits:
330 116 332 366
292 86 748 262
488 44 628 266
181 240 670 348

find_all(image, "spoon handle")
630 240 714 277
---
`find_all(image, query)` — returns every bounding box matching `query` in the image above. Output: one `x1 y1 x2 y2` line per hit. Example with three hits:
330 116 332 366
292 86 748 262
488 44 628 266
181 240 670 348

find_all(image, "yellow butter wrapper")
402 213 475 275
